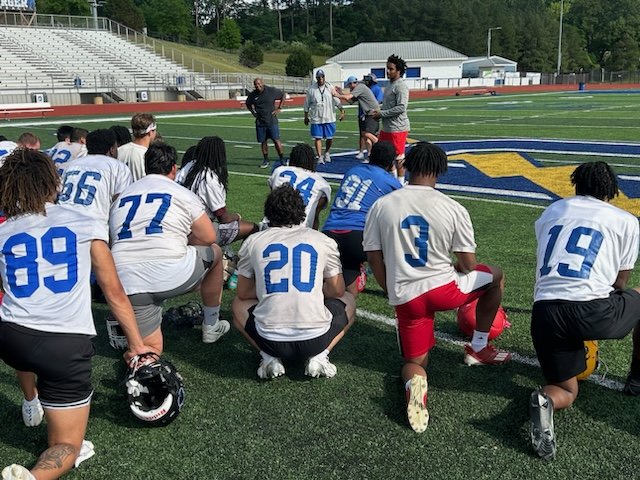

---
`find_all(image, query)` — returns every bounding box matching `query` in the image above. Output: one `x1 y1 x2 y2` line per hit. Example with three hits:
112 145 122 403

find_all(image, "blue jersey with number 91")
323 163 401 231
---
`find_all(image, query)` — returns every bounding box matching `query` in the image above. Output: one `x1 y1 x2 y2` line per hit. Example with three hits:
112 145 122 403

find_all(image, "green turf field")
1 90 640 479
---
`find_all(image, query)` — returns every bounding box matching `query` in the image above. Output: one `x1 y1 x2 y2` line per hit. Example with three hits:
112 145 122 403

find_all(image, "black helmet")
126 353 185 427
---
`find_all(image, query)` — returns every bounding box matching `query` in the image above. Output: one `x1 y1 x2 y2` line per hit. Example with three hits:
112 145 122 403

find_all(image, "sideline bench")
455 88 497 96
1 102 54 120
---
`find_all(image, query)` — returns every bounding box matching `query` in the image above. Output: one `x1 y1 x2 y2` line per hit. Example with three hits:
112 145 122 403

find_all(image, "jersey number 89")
3 227 78 298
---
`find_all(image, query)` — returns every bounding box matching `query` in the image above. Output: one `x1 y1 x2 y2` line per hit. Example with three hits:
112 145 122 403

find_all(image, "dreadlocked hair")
404 142 448 177
182 136 229 194
571 161 618 201
265 184 306 227
0 148 59 218
289 143 316 171
387 54 407 75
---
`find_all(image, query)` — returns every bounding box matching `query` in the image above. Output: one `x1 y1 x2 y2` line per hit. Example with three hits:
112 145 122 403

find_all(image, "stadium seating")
0 26 204 95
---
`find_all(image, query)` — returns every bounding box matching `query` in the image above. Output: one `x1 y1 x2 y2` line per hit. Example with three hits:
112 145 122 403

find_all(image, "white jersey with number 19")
534 195 639 302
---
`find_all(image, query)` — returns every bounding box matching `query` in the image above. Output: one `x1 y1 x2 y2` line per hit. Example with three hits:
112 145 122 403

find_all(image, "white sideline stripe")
356 309 625 391
437 183 553 200
447 148 640 158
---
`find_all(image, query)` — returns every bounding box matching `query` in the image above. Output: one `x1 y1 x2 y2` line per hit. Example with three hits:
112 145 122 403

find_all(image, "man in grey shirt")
372 54 410 177
333 76 381 161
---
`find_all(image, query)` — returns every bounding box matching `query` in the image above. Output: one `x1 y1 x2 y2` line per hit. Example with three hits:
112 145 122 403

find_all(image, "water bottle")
227 271 238 290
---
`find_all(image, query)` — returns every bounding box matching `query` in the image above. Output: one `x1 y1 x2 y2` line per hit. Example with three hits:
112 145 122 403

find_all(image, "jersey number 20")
263 243 318 293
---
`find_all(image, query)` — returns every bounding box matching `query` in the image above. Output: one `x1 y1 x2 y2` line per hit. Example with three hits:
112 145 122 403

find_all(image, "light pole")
556 0 564 75
487 27 502 59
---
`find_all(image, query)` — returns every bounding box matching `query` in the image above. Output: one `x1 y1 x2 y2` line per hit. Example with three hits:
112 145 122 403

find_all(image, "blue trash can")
578 82 586 91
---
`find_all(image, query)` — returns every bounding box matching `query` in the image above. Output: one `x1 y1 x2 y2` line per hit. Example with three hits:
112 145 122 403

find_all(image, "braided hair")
289 143 316 171
0 148 59 218
182 136 229 194
404 142 448 177
571 161 618 201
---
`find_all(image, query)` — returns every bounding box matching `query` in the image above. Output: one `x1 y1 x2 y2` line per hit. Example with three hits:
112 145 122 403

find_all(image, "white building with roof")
317 40 469 88
462 55 518 78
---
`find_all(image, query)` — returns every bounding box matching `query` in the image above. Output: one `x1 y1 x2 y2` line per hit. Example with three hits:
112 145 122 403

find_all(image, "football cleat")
623 372 640 396
202 320 230 343
126 353 185 427
21 396 44 427
463 344 512 366
1 464 35 480
529 390 556 460
260 159 270 169
406 374 429 433
74 440 95 468
305 354 337 378
257 357 285 379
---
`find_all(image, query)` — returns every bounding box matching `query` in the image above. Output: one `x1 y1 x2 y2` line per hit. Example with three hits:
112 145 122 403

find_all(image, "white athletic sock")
309 349 330 362
203 305 220 326
471 330 489 352
260 351 278 363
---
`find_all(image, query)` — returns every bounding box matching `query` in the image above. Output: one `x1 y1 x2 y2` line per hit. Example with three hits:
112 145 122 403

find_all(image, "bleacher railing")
0 13 310 97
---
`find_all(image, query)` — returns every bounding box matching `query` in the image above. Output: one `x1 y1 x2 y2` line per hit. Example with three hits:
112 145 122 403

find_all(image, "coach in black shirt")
246 78 286 168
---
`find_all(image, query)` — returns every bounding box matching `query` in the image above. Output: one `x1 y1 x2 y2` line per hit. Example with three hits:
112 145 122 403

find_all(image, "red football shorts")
378 130 408 157
395 264 493 360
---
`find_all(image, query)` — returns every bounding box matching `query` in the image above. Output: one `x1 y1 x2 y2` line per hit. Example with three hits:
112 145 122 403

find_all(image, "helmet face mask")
106 314 128 350
126 353 185 427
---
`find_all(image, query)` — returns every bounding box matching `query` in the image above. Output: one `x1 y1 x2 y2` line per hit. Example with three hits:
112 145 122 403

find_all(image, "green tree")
609 33 640 70
285 46 313 76
35 0 90 15
217 18 242 50
239 41 264 68
139 0 192 41
104 0 145 31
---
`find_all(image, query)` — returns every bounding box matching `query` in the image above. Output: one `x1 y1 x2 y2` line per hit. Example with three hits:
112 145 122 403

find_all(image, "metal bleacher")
0 14 309 105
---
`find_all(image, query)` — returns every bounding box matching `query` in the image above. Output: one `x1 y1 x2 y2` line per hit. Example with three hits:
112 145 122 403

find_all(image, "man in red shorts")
363 141 511 433
372 54 410 178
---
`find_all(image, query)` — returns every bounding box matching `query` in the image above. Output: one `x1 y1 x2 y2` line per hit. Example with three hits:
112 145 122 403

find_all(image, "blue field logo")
318 139 640 216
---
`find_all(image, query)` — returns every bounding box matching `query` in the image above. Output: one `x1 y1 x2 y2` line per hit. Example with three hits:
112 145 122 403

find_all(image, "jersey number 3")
540 225 603 278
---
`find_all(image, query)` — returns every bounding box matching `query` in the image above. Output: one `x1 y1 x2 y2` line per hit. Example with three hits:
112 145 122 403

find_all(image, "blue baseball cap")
345 75 358 85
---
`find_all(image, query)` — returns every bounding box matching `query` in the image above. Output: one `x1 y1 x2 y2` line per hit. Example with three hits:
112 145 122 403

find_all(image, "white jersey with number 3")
363 185 476 306
109 174 207 294
269 166 331 228
534 195 639 302
0 204 108 335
